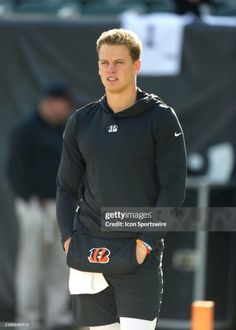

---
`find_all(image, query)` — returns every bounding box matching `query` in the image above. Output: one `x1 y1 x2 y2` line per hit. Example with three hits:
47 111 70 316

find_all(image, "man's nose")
107 63 115 72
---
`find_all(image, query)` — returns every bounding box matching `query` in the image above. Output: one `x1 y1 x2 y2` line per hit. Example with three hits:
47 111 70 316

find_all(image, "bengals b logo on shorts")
88 247 110 264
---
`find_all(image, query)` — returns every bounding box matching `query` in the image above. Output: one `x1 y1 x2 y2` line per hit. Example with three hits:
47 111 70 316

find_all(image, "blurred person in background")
7 84 74 330
173 0 211 16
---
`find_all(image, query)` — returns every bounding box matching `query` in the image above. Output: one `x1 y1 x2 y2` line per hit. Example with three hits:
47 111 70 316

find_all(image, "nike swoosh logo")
175 132 182 137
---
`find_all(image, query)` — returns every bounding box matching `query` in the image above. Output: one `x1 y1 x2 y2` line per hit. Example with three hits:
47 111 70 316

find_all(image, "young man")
56 29 186 330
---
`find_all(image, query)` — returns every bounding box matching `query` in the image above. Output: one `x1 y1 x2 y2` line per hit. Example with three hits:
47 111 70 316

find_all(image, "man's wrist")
136 239 152 254
63 237 72 252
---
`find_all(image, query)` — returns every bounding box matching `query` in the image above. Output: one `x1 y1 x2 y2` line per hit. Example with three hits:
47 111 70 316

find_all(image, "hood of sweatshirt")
99 88 160 118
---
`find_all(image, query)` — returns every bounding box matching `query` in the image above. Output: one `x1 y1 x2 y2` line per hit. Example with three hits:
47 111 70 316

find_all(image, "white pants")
15 198 72 329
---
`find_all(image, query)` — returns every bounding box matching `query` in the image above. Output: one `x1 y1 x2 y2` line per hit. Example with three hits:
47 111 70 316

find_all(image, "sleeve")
56 112 86 245
7 124 32 200
139 107 187 249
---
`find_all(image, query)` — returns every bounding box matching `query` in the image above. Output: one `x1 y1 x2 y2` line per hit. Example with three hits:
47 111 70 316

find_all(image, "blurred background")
0 1 236 330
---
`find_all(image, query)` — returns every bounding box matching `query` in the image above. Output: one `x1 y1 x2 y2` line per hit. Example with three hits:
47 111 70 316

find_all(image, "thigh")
15 198 43 236
15 198 44 269
106 253 163 321
72 285 119 327
120 317 157 330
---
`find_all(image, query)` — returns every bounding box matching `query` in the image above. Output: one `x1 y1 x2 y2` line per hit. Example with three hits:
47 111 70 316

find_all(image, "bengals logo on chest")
88 247 110 264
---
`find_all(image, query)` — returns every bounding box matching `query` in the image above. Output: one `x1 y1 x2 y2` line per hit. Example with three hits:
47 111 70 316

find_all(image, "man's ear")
134 59 141 74
98 61 101 77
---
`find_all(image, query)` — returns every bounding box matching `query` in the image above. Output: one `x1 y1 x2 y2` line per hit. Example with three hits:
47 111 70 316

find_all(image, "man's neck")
106 86 137 113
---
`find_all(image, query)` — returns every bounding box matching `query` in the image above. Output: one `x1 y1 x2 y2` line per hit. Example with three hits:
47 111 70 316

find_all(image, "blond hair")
96 28 142 62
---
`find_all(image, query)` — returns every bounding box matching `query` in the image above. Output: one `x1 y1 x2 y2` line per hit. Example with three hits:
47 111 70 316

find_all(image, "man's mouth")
107 77 118 81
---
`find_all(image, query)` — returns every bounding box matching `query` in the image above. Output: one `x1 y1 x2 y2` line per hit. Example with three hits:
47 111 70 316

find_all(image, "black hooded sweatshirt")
56 89 186 250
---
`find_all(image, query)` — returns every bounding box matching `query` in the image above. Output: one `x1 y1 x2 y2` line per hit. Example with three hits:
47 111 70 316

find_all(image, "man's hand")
64 237 72 254
136 242 147 264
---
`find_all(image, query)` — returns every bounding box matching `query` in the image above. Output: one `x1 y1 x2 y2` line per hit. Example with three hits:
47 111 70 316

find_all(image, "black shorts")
72 252 163 327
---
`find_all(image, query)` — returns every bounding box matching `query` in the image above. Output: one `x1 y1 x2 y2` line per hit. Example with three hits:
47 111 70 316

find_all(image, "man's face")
98 44 141 94
39 98 72 125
